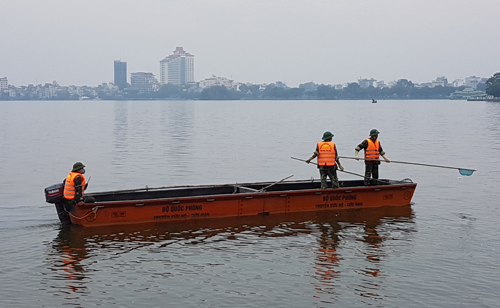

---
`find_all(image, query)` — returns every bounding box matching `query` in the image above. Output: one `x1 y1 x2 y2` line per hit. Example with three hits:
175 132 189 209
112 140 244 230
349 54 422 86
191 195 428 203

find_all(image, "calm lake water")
0 99 499 307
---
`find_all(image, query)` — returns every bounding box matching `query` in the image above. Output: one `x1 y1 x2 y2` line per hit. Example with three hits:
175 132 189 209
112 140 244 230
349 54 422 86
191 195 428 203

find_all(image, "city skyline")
1 1 499 87
0 68 491 89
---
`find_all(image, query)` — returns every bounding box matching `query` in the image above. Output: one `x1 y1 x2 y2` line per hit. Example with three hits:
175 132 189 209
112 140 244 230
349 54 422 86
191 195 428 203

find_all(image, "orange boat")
45 178 417 227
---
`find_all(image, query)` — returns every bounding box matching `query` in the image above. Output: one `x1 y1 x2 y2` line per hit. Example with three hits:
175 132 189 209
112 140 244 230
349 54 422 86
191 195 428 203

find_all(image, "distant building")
451 78 465 87
299 82 317 91
465 76 481 89
114 60 127 89
199 74 233 89
420 76 448 88
431 81 445 88
358 78 376 88
130 72 158 92
435 76 448 87
275 81 287 88
416 82 433 88
159 47 194 85
424 76 448 88
0 77 8 92
449 88 486 100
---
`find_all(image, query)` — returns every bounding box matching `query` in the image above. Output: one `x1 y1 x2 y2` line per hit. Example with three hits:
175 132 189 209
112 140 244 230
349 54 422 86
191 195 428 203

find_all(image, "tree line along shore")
2 73 499 101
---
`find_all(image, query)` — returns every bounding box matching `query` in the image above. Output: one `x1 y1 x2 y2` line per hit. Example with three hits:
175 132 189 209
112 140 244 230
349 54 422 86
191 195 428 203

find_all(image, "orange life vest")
317 141 337 167
63 172 86 200
365 138 380 161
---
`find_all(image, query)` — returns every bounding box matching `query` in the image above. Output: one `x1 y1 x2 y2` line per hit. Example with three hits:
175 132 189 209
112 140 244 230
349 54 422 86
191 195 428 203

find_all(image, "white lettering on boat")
342 195 357 200
323 195 342 201
315 203 344 208
153 212 210 220
155 204 207 220
111 211 126 218
162 204 203 213
322 194 357 202
315 201 363 209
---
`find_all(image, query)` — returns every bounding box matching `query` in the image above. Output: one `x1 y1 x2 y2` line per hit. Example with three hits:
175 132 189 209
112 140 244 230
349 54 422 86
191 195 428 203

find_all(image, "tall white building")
159 47 194 85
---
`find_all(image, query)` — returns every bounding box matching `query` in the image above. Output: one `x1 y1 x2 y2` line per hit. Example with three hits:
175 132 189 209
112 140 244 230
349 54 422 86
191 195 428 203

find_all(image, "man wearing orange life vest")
63 162 93 209
355 129 390 186
306 131 344 189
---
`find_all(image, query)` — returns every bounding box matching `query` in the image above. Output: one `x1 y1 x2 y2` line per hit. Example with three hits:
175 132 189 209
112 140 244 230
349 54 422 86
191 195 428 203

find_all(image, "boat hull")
69 179 417 227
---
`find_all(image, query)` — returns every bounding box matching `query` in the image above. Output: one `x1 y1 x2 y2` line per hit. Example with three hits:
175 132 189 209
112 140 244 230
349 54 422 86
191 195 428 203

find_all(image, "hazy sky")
1 0 499 87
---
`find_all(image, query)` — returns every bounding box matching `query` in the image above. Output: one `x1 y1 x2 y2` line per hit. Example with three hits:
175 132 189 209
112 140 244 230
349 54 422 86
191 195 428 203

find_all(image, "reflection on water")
310 206 415 305
160 102 194 177
51 227 89 294
110 101 197 185
113 101 129 167
46 206 415 305
2 99 499 306
313 220 342 299
486 102 500 140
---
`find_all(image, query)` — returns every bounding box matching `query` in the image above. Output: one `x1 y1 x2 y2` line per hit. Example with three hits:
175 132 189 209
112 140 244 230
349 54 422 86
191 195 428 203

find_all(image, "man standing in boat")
63 162 94 210
355 129 390 185
306 131 344 189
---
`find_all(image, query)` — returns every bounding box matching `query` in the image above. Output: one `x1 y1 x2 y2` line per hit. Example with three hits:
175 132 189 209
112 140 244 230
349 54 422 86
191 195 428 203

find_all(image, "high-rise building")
159 47 194 85
130 72 157 92
114 60 127 89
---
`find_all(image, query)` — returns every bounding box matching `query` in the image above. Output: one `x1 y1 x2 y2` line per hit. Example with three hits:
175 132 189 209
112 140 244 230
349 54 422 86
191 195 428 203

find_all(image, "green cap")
322 131 334 140
369 129 380 136
72 162 86 172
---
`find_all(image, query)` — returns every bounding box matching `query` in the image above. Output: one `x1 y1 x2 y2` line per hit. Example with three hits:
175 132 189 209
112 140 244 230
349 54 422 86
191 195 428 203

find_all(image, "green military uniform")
307 131 343 189
355 129 387 186
64 162 95 211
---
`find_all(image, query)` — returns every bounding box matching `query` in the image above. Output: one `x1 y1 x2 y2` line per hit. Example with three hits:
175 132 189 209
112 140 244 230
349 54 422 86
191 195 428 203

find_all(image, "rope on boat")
67 206 102 220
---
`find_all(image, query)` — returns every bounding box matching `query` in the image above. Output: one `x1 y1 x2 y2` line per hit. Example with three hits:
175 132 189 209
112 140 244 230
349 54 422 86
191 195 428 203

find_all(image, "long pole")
290 157 391 184
338 156 475 175
258 174 294 192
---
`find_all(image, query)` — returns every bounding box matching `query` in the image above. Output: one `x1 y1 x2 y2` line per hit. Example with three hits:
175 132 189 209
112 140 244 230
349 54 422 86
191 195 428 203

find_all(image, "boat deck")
87 179 411 203
64 178 416 226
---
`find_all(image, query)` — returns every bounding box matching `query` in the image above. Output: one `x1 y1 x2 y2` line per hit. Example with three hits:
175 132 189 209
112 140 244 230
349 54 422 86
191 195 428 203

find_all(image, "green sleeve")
379 143 386 156
313 145 319 155
355 139 368 151
74 176 84 202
